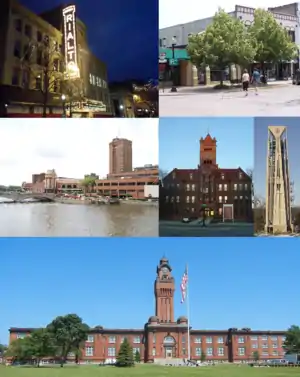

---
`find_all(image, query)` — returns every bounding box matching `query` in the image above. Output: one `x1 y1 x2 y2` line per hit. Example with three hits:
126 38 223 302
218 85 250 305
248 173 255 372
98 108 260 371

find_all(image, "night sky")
22 0 158 82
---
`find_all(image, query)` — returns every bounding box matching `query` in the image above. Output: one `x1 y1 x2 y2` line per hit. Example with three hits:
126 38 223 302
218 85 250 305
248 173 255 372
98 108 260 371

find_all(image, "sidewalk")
159 80 292 96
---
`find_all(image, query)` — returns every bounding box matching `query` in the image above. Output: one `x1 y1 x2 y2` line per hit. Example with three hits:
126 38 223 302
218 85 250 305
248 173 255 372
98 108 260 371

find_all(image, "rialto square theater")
0 0 113 117
9 258 286 364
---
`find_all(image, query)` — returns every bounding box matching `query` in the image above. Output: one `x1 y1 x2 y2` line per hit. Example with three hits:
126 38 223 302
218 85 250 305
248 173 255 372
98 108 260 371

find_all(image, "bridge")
0 192 55 201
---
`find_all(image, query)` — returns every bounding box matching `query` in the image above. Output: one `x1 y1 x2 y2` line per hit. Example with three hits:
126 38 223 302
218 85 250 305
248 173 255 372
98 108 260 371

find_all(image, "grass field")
1 365 300 377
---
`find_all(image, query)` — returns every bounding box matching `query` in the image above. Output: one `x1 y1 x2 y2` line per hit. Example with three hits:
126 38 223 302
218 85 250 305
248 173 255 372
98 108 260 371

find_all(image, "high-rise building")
109 138 132 175
265 126 292 234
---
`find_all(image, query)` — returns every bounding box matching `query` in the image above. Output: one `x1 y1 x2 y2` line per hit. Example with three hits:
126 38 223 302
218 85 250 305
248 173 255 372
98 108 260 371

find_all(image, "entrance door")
165 347 173 358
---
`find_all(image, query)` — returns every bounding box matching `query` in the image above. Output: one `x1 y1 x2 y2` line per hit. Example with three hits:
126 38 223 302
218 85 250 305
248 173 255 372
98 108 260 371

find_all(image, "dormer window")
172 172 176 179
239 172 243 179
221 173 225 180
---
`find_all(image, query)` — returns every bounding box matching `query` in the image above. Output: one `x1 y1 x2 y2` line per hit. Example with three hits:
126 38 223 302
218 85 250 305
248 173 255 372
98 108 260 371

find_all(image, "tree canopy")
187 9 256 73
283 325 300 354
187 8 297 82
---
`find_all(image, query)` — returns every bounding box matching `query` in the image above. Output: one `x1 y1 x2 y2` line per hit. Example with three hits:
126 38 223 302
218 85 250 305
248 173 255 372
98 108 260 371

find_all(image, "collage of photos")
1 0 300 377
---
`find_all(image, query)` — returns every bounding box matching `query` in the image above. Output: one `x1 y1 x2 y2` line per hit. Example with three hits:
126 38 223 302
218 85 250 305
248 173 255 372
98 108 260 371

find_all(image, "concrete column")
205 66 211 85
192 65 198 86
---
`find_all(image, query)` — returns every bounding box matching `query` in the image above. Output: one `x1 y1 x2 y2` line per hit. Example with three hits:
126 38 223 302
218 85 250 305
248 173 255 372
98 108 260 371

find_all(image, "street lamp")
61 94 66 117
119 104 125 117
171 36 177 92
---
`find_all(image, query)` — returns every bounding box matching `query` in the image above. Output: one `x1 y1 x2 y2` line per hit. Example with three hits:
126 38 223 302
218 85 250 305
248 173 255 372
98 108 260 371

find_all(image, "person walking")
251 68 260 95
242 69 250 96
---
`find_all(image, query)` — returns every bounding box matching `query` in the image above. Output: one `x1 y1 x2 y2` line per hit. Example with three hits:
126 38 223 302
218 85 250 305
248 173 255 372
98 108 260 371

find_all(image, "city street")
159 221 254 237
159 83 300 116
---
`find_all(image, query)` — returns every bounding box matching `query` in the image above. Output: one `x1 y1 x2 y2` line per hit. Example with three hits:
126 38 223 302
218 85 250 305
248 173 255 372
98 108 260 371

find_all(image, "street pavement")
159 221 254 237
159 82 300 116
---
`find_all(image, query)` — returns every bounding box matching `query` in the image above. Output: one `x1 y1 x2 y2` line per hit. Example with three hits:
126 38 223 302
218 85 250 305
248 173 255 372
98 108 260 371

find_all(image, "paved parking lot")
159 83 300 116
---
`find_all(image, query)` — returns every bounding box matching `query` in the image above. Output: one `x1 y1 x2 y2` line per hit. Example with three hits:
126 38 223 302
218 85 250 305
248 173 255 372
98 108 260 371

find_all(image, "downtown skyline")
0 119 158 186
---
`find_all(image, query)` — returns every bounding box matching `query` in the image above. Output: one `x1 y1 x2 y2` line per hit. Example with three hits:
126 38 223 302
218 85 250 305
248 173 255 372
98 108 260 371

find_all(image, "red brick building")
159 134 252 222
9 258 286 364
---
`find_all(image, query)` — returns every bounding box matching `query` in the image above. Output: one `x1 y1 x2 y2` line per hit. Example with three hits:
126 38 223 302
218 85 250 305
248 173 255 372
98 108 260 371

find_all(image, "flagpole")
186 264 191 360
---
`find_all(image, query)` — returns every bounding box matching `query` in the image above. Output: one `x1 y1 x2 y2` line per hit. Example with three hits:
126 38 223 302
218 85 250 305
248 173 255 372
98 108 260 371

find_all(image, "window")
186 196 189 203
251 336 258 341
244 183 248 190
194 337 201 344
191 184 195 191
234 183 237 191
14 40 21 58
218 196 222 203
108 347 116 357
37 30 42 42
153 335 156 344
218 347 224 356
189 173 193 180
176 196 180 203
133 336 140 344
14 19 22 32
121 337 125 343
217 337 224 344
262 351 268 356
36 49 42 65
272 350 278 356
16 333 25 339
191 196 195 203
238 347 245 356
252 343 258 349
239 183 243 190
224 184 228 191
261 335 268 341
195 347 201 356
206 337 212 344
221 173 225 180
206 347 213 356
133 347 140 355
262 343 268 349
238 336 244 344
152 348 156 356
11 68 20 86
165 196 169 203
35 76 42 90
218 184 222 191
182 348 186 355
182 336 185 343
87 335 94 342
172 172 176 179
191 207 195 212
24 24 32 37
239 172 243 179
281 336 286 342
270 336 277 341
85 346 93 356
239 196 243 200
272 343 278 348
186 184 190 191
224 196 228 203
109 336 116 343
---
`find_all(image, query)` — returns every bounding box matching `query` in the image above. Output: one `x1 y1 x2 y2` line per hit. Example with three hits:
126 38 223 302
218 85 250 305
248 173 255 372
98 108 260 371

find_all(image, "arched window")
163 336 175 344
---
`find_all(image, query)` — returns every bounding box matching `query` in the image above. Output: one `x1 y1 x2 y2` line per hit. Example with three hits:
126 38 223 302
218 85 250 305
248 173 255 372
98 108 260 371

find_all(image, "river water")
0 202 158 237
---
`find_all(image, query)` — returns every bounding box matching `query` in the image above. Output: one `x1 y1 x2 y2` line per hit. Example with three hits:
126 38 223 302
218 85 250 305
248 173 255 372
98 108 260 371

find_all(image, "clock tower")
154 257 175 323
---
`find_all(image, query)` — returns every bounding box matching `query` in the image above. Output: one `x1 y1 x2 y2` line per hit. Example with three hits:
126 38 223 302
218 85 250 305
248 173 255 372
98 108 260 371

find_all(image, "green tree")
29 329 55 367
116 338 134 367
253 350 260 361
46 314 89 367
283 325 300 354
187 9 256 85
200 350 206 362
248 9 297 68
6 337 33 364
81 176 96 195
134 350 141 363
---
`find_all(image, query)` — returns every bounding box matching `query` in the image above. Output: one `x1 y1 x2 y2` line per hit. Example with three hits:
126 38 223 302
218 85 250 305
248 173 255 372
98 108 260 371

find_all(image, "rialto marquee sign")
62 5 80 79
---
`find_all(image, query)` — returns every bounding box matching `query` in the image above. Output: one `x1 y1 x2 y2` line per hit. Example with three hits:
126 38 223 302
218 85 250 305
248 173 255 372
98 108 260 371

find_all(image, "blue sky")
159 117 254 174
254 117 300 205
1 238 299 345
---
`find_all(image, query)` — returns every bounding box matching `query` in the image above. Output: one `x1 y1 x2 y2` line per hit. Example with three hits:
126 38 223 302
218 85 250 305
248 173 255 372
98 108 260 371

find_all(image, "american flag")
180 267 188 303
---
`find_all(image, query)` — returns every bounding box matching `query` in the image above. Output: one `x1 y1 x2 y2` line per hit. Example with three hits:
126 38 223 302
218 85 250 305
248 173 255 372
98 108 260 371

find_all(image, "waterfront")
0 202 158 236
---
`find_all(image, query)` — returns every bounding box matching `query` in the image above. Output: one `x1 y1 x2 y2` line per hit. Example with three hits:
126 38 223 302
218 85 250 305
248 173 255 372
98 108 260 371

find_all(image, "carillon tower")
265 126 292 233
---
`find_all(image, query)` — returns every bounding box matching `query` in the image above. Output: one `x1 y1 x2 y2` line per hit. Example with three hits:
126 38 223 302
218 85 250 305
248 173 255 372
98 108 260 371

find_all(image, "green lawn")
1 365 300 377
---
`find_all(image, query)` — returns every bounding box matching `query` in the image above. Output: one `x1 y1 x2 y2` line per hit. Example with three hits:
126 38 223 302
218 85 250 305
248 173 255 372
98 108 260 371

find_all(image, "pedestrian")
251 68 260 95
242 69 250 96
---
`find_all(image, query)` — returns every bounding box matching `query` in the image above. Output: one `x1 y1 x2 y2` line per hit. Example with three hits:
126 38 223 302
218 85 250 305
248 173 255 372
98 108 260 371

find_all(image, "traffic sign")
169 58 179 66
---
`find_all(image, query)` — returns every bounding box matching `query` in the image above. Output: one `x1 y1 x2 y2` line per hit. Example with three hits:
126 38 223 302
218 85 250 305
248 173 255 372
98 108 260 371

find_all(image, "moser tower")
265 126 292 233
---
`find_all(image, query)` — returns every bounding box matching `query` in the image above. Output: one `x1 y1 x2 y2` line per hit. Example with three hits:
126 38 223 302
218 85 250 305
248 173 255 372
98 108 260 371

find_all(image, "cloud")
34 147 65 159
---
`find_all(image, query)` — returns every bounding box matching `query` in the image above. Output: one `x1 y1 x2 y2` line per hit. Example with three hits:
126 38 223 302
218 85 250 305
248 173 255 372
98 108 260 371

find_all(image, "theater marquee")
62 5 80 79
